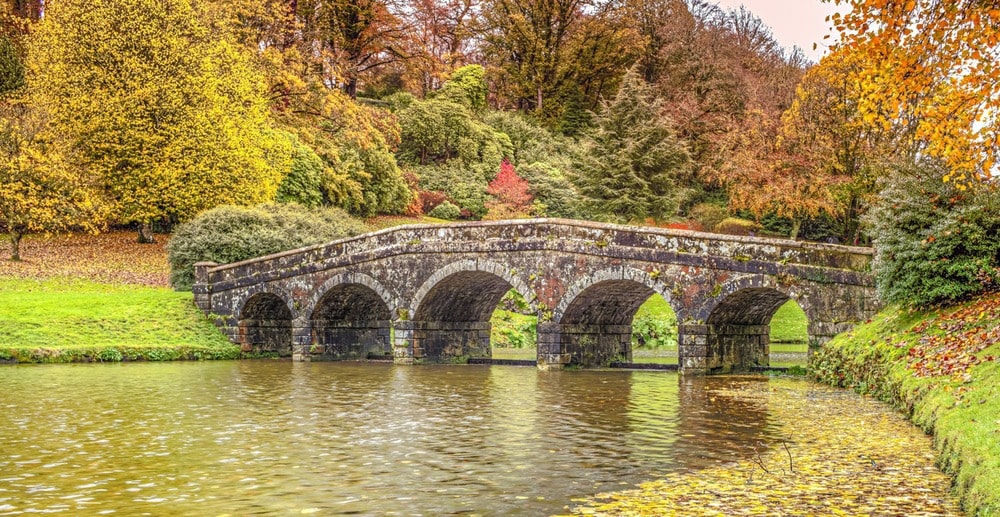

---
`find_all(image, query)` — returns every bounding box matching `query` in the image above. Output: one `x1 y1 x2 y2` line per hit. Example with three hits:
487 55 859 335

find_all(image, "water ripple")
0 362 941 515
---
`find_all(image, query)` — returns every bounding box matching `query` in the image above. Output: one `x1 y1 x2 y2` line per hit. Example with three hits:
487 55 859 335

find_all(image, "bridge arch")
234 284 298 321
305 273 397 360
554 266 683 324
236 289 296 357
410 259 536 320
406 259 536 362
687 275 812 373
691 274 812 323
551 267 682 366
303 273 400 320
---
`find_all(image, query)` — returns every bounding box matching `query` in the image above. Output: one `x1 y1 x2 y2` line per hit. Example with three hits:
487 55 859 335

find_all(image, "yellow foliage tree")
271 79 412 216
828 0 1000 183
26 0 282 242
0 100 106 260
207 0 412 216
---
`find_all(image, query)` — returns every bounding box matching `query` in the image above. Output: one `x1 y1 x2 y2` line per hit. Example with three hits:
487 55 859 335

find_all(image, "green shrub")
275 139 328 208
631 296 678 349
750 212 843 242
714 217 761 236
863 161 1000 307
428 200 461 220
397 97 510 168
167 203 367 290
415 162 490 217
491 309 537 349
518 162 582 218
383 91 415 111
688 203 727 232
484 111 563 166
437 64 488 112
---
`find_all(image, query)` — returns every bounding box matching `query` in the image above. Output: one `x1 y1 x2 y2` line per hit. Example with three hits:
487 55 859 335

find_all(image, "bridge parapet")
203 218 873 289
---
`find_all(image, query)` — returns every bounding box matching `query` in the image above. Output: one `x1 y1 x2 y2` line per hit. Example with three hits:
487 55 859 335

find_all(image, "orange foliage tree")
828 0 1000 183
722 109 846 240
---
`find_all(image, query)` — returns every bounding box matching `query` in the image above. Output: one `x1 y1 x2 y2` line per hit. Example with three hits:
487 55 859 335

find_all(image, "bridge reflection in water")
193 219 877 374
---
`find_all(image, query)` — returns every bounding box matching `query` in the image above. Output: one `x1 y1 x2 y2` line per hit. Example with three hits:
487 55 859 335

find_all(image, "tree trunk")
9 231 22 261
789 219 802 241
137 222 156 244
345 76 358 99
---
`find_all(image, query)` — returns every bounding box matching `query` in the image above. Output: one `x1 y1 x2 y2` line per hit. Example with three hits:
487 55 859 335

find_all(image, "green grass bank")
811 292 1000 516
0 277 240 362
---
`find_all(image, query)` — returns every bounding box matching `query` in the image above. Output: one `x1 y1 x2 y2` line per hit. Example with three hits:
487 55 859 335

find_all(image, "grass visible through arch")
490 296 810 365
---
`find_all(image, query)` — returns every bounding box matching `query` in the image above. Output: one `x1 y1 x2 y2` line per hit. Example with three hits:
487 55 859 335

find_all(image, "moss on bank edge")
0 277 241 363
811 292 1000 516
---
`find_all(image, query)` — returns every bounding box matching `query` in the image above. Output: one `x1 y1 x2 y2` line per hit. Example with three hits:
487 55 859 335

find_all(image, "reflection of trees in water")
672 375 778 471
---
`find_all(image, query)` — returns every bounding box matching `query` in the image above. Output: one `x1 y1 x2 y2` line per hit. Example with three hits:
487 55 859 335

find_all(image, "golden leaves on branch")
827 0 1000 183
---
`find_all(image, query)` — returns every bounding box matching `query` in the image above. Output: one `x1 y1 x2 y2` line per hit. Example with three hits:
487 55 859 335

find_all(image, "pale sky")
709 0 848 62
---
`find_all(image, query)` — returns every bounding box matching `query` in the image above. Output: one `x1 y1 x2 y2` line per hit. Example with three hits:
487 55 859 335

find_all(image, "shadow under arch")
308 275 394 361
407 259 536 363
692 274 813 323
552 267 680 367
697 276 810 373
237 291 295 357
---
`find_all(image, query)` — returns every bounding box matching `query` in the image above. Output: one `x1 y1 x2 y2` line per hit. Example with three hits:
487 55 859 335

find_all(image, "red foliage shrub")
485 160 533 220
663 221 703 231
419 190 449 213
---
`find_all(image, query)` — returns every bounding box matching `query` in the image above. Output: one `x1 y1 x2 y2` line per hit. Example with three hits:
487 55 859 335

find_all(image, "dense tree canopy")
7 0 985 259
27 0 281 241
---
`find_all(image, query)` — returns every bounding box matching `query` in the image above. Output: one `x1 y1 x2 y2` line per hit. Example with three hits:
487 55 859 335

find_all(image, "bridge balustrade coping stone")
197 219 874 292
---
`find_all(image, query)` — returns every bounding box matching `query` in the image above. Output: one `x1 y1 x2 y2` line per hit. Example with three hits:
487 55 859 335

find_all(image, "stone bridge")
192 219 878 374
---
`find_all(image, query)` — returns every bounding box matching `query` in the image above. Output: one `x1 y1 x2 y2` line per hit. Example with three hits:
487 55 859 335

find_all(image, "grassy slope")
811 292 1000 516
769 300 808 345
0 233 239 363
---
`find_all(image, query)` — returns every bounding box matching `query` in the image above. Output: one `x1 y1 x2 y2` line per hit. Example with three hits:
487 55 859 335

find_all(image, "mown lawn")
0 233 239 363
0 277 240 362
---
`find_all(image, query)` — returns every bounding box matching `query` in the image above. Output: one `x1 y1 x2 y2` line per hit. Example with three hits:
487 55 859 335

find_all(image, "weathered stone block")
683 356 707 369
679 324 710 334
679 344 708 357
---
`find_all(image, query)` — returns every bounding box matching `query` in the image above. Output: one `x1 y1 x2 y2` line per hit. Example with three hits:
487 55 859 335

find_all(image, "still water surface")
0 362 948 515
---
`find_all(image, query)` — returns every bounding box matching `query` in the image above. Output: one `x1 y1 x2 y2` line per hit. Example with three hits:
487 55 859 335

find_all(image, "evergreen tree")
573 68 690 222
